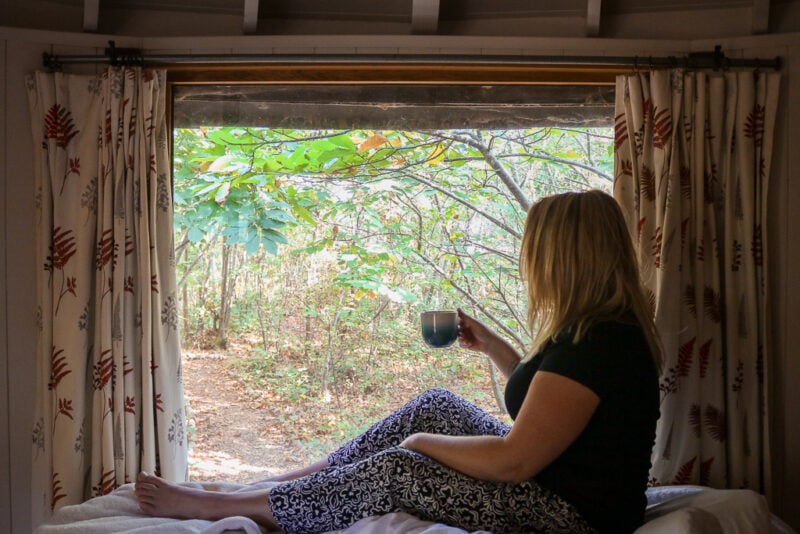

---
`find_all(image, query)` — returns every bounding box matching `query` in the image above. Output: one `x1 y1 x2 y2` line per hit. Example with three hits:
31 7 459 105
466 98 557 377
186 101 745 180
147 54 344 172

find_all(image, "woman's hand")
457 308 523 379
457 308 498 354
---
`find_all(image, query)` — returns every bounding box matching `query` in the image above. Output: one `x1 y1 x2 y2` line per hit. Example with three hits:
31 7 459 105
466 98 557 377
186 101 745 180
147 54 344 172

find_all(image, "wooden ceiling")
3 0 798 37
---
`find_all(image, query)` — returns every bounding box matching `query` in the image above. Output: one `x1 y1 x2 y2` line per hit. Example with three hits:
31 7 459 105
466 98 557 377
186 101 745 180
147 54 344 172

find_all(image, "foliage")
173 125 613 452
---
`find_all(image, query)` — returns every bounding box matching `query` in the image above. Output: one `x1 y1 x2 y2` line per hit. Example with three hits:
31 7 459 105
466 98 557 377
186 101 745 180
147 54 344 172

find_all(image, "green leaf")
292 205 316 225
187 227 205 242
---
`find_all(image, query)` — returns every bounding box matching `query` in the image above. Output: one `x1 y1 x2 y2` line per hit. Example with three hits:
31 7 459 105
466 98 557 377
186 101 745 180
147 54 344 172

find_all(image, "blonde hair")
519 190 662 370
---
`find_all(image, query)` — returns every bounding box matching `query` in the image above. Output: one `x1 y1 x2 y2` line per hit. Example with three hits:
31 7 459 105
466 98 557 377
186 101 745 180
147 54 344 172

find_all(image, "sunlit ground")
189 449 279 481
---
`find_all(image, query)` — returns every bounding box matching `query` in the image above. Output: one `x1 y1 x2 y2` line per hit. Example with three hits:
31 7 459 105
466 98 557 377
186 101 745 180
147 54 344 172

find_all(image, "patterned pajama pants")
268 388 596 534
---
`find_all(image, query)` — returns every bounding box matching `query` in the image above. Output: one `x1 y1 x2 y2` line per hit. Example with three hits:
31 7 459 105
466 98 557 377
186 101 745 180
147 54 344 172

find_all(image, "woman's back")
505 319 660 534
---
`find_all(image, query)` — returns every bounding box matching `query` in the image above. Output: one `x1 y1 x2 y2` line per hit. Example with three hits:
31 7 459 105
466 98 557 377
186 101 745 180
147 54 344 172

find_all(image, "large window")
170 81 615 482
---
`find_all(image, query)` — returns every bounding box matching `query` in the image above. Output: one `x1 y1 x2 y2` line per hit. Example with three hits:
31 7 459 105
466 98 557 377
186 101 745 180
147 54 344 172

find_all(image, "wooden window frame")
165 62 621 86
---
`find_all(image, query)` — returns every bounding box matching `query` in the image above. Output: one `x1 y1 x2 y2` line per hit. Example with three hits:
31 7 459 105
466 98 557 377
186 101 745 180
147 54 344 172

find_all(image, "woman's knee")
416 387 461 407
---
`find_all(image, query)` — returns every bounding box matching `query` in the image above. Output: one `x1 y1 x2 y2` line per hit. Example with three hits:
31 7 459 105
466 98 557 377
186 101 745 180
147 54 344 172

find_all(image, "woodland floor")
182 348 308 484
182 342 508 484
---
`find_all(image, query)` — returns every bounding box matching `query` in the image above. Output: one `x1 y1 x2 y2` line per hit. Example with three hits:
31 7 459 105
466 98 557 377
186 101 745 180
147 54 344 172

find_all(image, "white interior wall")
1 24 798 534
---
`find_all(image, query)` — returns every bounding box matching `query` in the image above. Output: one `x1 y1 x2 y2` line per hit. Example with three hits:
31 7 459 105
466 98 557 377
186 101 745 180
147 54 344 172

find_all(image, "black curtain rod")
42 42 781 71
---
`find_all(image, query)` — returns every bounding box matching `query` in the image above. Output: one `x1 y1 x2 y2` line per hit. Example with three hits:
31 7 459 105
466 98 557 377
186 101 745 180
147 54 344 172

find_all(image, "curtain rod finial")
42 52 62 71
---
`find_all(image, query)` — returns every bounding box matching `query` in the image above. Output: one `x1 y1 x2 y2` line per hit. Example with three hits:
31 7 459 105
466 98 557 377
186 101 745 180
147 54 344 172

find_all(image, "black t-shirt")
504 320 659 534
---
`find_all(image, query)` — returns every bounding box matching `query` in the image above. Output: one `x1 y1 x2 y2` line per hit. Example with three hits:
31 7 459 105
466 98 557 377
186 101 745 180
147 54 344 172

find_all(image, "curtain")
27 67 187 521
614 69 780 492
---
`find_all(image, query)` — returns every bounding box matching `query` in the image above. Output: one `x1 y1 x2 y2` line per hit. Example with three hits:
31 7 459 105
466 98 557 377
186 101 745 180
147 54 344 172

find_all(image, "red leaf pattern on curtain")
744 104 766 147
103 108 113 146
683 116 693 143
48 347 71 390
68 157 80 176
640 164 656 201
703 164 718 204
689 404 702 437
731 240 743 272
124 396 136 415
50 227 77 270
619 159 633 177
678 338 695 377
732 360 745 394
646 289 656 316
57 398 74 421
752 225 763 266
698 339 712 378
651 226 663 268
95 229 117 270
703 286 722 323
122 355 134 376
92 349 114 390
679 166 691 199
704 405 727 442
614 113 629 152
92 469 116 497
44 104 79 148
696 238 705 262
672 456 697 485
652 107 673 149
154 393 164 413
51 473 67 510
637 217 647 244
683 284 697 317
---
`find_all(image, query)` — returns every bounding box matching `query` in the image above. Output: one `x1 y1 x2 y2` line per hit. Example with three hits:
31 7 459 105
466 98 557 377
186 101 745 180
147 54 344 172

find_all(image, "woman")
135 190 661 533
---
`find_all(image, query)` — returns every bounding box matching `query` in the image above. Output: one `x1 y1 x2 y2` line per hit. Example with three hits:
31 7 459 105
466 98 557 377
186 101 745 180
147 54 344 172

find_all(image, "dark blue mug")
421 310 459 348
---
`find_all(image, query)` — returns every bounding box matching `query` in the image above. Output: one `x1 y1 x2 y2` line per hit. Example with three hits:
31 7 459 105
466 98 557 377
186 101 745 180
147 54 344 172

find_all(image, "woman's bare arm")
401 371 599 483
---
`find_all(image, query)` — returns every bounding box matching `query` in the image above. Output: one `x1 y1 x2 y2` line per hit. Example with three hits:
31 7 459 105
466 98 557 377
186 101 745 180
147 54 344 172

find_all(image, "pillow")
641 486 771 534
635 506 723 534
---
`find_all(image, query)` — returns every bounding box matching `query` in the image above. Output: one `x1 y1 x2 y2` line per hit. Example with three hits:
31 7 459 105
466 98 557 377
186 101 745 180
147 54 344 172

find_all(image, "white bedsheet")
34 481 480 534
34 481 795 534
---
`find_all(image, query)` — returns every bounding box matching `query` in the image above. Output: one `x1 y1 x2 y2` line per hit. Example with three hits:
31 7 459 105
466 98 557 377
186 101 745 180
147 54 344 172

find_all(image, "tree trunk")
321 291 345 403
487 357 507 415
218 244 236 348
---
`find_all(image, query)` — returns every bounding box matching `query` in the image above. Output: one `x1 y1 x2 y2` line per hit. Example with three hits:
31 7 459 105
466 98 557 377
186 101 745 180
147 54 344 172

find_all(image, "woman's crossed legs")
134 389 593 533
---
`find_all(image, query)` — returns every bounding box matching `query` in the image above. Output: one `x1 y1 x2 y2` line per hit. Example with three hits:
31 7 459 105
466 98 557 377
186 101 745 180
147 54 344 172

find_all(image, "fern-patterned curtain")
27 67 187 524
614 69 780 493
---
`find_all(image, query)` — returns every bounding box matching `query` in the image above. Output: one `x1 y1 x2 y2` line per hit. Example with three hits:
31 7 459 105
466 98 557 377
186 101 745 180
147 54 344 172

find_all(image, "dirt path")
182 350 307 483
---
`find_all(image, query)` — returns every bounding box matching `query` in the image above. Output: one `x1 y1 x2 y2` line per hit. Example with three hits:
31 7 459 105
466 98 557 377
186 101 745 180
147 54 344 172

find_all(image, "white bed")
35 480 796 534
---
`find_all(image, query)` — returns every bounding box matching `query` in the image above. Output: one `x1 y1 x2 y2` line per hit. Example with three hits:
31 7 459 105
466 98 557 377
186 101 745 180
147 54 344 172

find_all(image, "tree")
173 126 613 408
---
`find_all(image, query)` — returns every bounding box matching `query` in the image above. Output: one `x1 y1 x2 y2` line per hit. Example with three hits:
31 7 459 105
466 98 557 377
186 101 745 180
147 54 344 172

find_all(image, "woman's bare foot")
135 472 279 528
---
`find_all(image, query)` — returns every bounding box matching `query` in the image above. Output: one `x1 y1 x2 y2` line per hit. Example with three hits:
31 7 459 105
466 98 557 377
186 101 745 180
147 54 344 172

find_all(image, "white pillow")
641 486 771 534
636 506 723 534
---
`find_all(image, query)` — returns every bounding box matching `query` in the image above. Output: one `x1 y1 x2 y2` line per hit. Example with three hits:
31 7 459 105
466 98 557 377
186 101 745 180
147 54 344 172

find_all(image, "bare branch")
401 171 521 239
433 131 532 212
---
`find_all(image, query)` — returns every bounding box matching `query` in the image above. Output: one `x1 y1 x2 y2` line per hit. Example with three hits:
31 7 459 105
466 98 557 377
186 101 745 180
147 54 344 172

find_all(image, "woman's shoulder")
547 317 651 366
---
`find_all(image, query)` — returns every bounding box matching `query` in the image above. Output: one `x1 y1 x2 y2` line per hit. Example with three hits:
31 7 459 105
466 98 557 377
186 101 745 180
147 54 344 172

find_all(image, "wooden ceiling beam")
83 0 99 32
411 0 440 34
586 0 602 37
243 0 259 34
752 0 770 34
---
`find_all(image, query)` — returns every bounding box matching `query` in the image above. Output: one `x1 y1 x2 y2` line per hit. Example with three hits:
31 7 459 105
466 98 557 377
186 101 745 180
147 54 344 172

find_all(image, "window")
170 79 615 482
